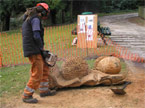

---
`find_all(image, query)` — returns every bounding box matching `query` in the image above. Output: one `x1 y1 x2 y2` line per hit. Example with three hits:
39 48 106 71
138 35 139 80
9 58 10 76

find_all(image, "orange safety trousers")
23 54 50 98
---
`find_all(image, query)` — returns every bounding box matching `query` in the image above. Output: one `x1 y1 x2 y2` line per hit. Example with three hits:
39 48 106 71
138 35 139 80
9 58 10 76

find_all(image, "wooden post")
0 53 2 68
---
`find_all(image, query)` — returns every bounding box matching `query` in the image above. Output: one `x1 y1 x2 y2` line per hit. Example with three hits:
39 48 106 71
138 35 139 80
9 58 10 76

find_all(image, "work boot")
23 96 38 103
40 89 56 97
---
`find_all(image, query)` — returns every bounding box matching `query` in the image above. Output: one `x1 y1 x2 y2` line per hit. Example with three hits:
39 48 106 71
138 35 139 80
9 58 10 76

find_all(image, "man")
22 3 56 103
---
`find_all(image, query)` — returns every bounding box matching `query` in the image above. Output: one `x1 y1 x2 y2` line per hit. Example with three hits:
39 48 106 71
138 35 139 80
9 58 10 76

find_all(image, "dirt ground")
1 13 145 108
1 61 145 108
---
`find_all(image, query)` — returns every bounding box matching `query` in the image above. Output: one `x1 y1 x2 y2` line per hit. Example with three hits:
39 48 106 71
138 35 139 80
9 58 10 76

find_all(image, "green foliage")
0 0 139 31
99 0 138 13
112 0 138 10
45 0 61 10
137 0 145 6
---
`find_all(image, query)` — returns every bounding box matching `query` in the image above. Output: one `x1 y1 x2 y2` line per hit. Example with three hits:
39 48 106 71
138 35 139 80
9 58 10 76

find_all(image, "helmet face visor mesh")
36 3 50 19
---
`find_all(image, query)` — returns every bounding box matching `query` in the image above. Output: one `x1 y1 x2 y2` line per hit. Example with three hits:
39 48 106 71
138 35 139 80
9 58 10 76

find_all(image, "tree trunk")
62 10 65 23
1 14 11 31
70 1 73 23
50 9 57 25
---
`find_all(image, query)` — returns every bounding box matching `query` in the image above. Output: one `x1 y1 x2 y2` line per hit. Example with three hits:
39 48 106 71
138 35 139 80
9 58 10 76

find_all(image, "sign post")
77 14 98 48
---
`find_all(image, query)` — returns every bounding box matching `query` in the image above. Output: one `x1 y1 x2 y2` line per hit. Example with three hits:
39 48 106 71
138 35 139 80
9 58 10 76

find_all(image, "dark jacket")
22 16 44 57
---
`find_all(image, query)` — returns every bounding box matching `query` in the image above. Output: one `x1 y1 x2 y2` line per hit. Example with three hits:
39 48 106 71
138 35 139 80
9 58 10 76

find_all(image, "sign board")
77 14 98 48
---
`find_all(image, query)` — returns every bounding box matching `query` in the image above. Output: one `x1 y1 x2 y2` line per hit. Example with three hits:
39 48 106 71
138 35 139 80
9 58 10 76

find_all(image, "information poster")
87 16 94 41
77 14 98 48
79 16 86 33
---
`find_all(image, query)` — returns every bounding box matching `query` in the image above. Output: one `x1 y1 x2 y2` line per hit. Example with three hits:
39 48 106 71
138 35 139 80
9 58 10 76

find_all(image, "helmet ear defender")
41 8 50 17
41 10 47 17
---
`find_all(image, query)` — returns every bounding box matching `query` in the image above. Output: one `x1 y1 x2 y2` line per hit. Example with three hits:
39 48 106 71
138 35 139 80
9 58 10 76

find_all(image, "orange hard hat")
36 3 50 12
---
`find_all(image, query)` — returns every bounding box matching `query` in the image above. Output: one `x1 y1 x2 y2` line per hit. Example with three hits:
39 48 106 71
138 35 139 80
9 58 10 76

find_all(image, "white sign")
87 16 94 41
88 15 94 24
79 16 86 33
87 25 93 41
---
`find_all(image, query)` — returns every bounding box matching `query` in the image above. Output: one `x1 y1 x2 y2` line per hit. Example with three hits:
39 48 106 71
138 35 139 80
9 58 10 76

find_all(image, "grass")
0 59 127 98
0 24 77 66
0 64 30 97
0 10 131 97
0 23 119 66
0 61 63 98
1 10 138 66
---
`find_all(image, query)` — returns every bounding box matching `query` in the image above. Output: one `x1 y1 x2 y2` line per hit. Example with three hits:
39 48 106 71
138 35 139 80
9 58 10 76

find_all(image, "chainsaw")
42 50 57 67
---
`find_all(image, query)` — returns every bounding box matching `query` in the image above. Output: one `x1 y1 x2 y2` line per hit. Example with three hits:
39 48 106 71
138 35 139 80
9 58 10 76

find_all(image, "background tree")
45 0 62 24
138 0 145 6
0 0 63 31
0 0 33 31
0 0 140 31
0 0 25 31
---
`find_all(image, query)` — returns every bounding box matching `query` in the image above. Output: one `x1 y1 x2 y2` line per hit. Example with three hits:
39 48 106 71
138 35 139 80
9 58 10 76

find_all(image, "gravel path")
99 13 145 68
